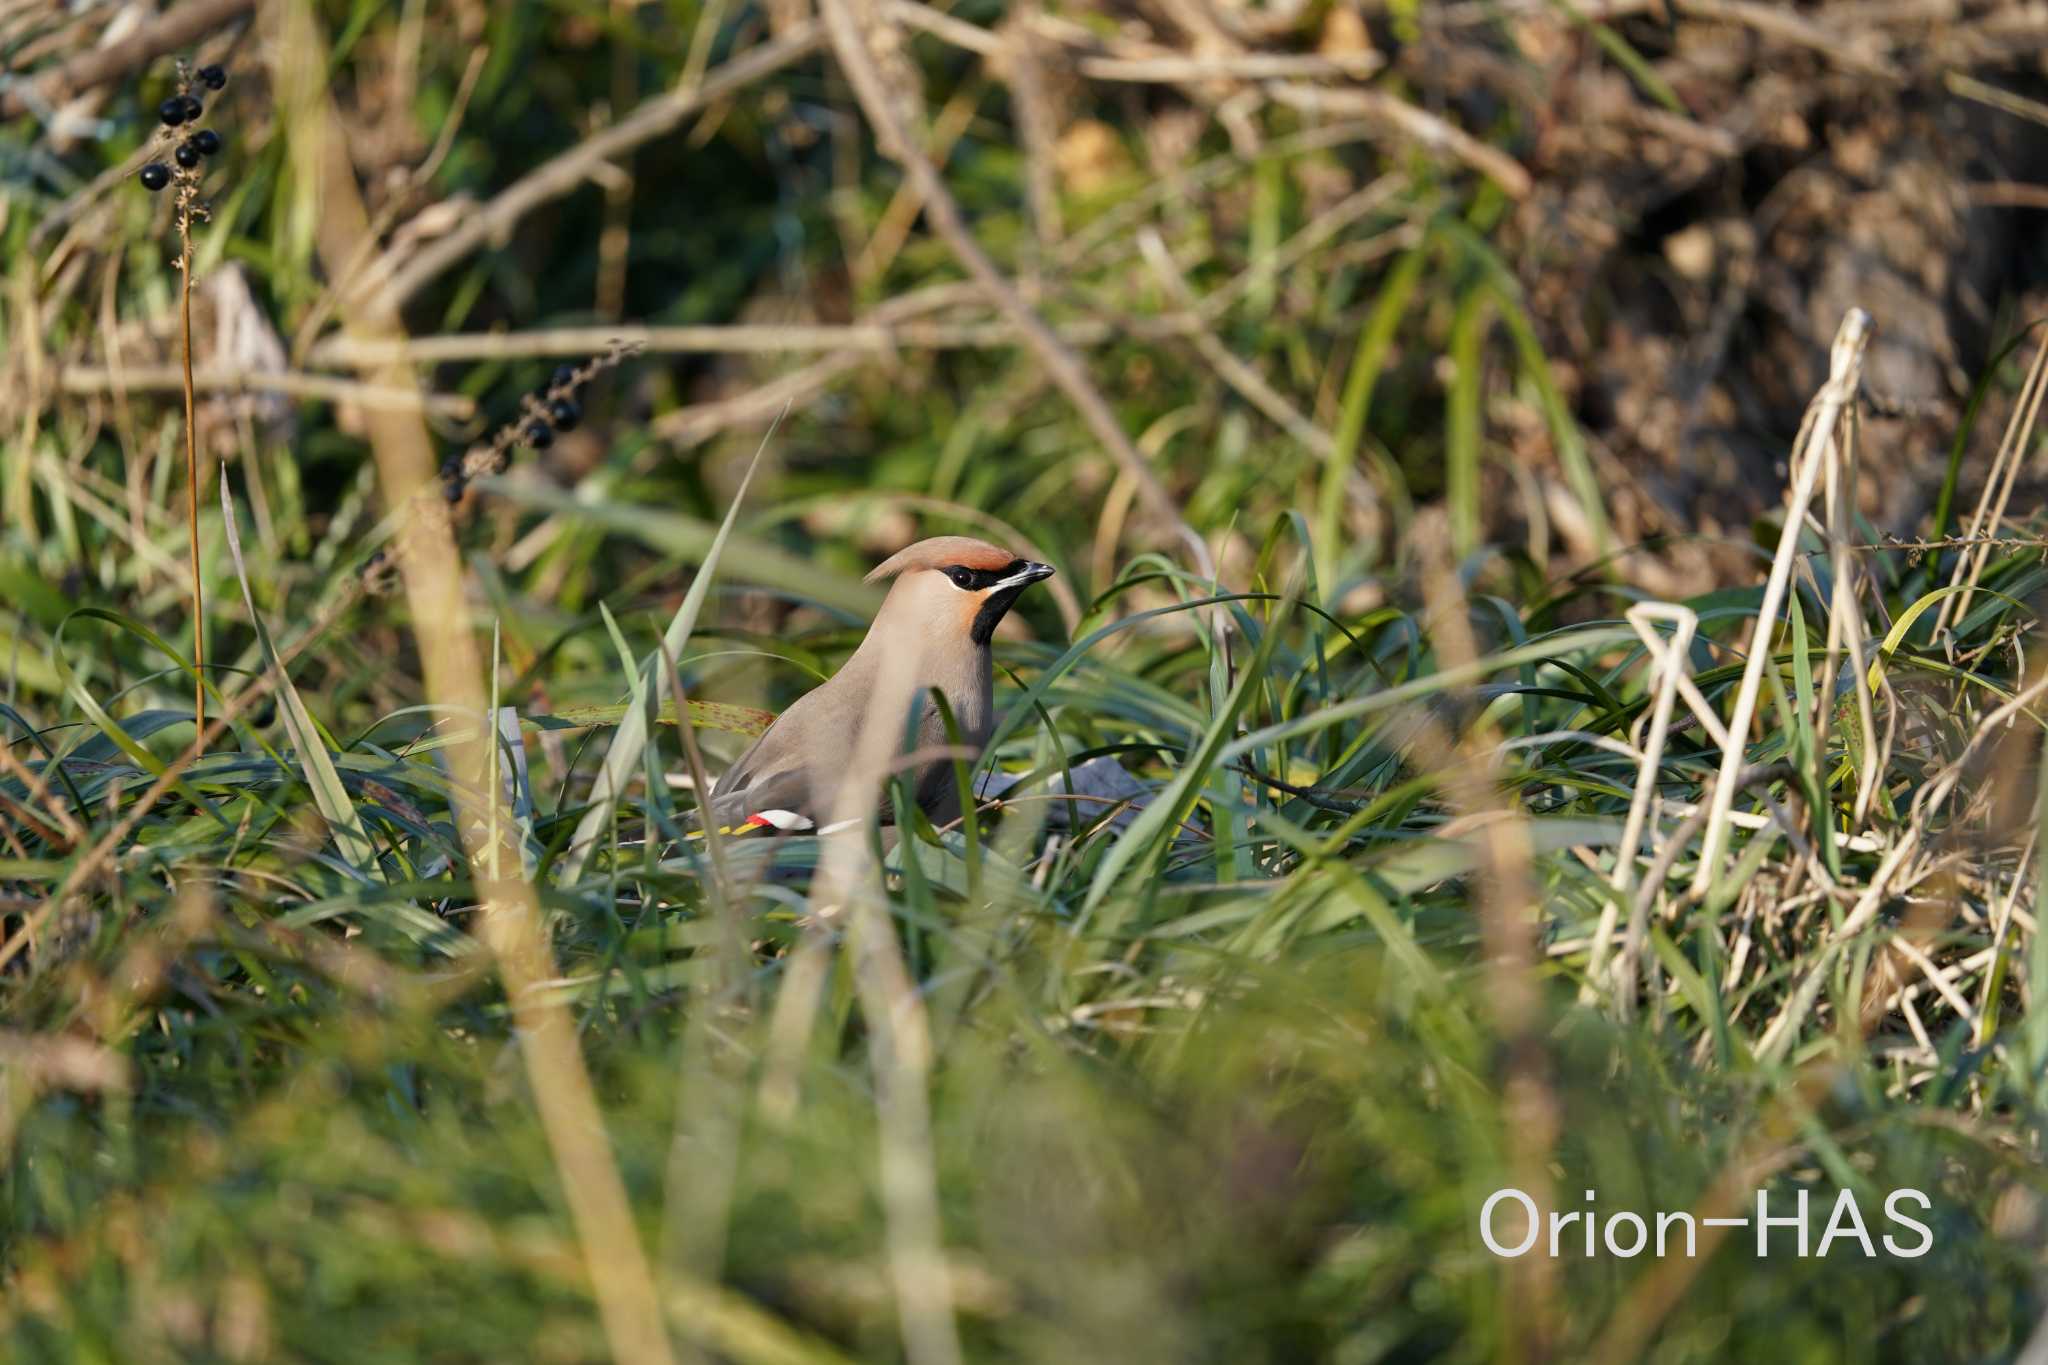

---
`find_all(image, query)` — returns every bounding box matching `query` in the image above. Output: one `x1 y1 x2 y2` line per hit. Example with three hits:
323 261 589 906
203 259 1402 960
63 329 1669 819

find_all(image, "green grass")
5 2 2048 1361
4 487 2044 1361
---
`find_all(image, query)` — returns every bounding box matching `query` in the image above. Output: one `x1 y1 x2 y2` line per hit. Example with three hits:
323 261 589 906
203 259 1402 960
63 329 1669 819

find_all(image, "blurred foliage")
4 1 2048 1362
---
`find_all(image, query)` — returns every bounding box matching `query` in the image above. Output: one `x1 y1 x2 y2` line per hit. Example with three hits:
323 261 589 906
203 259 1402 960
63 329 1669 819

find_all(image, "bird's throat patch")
969 561 1034 644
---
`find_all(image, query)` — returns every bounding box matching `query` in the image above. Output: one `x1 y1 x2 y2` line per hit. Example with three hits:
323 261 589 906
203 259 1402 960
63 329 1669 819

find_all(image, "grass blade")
221 467 379 874
561 416 781 883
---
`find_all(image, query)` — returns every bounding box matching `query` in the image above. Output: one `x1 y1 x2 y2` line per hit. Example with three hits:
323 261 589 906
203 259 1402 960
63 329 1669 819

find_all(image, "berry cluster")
139 64 227 192
363 341 640 597
521 366 586 454
440 362 596 504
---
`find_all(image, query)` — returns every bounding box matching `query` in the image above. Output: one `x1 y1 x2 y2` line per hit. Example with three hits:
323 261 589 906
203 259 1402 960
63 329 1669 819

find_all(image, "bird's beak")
991 562 1055 592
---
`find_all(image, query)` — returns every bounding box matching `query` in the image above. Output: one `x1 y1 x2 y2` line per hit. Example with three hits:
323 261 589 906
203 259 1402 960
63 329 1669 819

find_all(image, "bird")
701 536 1054 837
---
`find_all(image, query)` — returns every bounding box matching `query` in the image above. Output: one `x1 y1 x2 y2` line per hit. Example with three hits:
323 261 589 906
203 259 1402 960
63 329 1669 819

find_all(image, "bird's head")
866 535 1056 646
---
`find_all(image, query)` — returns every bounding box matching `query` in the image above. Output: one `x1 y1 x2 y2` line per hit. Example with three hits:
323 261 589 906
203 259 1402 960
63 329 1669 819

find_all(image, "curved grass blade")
561 414 780 883
221 468 379 875
50 610 231 831
527 699 774 739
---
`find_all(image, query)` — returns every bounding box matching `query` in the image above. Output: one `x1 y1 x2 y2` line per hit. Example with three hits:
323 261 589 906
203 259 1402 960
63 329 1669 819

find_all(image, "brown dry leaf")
1318 5 1374 60
1510 16 1567 65
1056 119 1128 195
1663 224 1716 281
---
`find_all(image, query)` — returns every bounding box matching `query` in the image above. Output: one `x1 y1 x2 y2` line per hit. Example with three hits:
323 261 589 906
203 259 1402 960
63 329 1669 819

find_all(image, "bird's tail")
679 789 818 839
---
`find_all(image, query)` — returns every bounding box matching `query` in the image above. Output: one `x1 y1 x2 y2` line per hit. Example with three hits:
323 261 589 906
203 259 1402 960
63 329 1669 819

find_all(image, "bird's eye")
946 567 972 589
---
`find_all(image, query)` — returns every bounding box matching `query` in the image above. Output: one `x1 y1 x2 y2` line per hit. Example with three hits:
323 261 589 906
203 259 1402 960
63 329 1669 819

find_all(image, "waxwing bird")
703 536 1055 836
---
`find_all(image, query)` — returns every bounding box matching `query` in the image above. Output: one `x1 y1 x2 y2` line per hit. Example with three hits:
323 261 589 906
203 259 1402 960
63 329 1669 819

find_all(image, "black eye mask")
945 562 1030 591
944 560 1055 644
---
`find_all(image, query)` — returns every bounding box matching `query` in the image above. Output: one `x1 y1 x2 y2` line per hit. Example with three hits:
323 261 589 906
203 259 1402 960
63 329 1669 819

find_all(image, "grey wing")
700 723 819 832
697 766 815 832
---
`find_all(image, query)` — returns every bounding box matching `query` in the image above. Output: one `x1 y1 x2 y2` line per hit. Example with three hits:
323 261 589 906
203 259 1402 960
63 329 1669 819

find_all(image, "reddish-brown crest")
864 535 1017 583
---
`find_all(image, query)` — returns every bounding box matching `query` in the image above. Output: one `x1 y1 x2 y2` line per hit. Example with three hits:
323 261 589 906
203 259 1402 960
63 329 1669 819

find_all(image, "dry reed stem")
1438 0 1655 18
56 363 476 415
1409 512 1557 1362
276 2 676 1360
177 193 204 740
1655 798 1882 855
1593 651 2044 1356
1820 399 1882 823
655 642 753 1310
1756 662 2048 1062
289 48 489 360
1691 308 1869 894
314 317 1197 367
905 2 1485 213
1937 335 2048 636
755 633 966 1365
311 162 1408 453
655 351 869 448
1680 0 1899 76
1974 833 2034 1049
1079 50 1381 81
999 10 1062 257
1581 602 1698 1004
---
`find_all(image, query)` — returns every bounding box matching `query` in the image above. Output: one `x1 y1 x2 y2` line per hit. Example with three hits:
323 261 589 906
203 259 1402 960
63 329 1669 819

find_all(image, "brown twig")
181 229 204 736
289 45 490 362
852 82 983 288
1079 51 1382 82
1265 81 1534 199
56 363 476 416
364 21 825 317
310 312 1209 368
817 0 1212 576
1683 0 1900 77
999 13 1062 256
1137 228 1339 459
168 89 210 741
0 0 255 120
654 351 868 448
1966 181 2048 209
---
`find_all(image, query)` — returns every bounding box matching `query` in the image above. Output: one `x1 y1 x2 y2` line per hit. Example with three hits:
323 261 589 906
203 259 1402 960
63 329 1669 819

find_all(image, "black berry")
158 98 186 127
180 94 204 122
547 398 581 431
549 364 576 391
192 128 221 156
174 140 201 169
198 65 226 90
523 421 555 450
443 478 465 503
139 163 171 191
